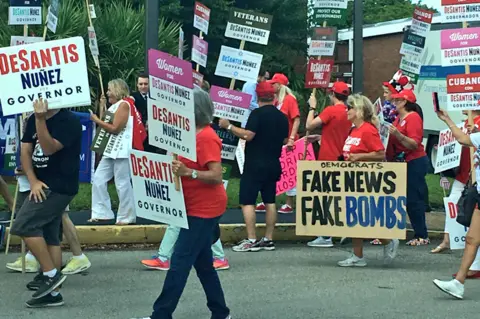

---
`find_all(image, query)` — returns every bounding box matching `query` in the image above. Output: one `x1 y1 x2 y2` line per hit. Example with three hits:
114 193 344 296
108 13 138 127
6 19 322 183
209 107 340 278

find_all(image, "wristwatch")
227 124 232 131
191 169 198 179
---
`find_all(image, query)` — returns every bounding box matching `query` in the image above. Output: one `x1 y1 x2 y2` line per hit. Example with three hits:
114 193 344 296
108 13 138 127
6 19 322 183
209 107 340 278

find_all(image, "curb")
4 224 445 246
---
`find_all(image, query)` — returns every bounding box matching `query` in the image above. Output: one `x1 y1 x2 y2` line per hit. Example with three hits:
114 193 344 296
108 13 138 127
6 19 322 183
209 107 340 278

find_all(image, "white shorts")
286 187 297 197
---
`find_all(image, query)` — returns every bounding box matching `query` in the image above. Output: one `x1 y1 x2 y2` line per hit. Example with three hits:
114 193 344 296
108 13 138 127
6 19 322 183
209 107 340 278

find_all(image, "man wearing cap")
304 81 352 248
219 81 289 252
255 73 300 214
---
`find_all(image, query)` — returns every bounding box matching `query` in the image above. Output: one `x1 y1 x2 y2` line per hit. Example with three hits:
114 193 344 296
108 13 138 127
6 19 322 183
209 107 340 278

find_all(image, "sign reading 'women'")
296 161 407 239
0 37 91 116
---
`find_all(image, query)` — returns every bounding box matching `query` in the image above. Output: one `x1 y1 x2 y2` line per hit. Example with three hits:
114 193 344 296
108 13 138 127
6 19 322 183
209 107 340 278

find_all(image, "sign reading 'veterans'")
225 8 273 45
441 28 480 66
129 150 188 229
8 0 42 25
193 1 211 35
446 73 480 110
0 37 91 116
305 59 334 88
192 35 208 68
210 85 252 123
441 0 480 23
215 46 263 83
147 49 196 161
308 27 337 57
296 161 407 239
211 122 239 160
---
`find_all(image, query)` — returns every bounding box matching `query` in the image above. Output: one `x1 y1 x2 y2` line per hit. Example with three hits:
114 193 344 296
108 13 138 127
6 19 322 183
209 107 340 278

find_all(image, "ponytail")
405 102 424 121
278 84 296 105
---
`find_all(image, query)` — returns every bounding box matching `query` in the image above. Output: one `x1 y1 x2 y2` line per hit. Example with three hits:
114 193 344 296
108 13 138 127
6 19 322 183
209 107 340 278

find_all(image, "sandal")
370 239 382 245
431 245 450 254
406 238 430 246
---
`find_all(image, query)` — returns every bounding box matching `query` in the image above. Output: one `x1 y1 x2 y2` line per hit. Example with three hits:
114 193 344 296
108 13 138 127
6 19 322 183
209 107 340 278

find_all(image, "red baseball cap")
256 81 275 98
269 73 289 86
391 89 417 103
329 81 350 96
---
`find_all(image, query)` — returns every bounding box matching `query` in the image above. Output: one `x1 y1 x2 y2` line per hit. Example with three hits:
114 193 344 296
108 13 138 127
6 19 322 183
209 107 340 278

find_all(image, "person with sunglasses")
336 94 399 267
387 89 429 246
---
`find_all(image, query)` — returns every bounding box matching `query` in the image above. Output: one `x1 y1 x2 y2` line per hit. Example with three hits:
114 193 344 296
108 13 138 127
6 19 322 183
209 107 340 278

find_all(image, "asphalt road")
1 242 479 319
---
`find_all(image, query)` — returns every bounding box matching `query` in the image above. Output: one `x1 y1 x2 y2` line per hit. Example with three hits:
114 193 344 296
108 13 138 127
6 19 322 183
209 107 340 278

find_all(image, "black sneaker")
26 293 64 308
251 238 275 251
26 273 44 291
31 272 66 299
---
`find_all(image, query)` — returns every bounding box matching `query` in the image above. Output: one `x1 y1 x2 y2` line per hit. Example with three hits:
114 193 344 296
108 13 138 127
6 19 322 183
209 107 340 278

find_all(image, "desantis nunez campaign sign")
296 161 407 239
129 150 188 229
0 37 91 116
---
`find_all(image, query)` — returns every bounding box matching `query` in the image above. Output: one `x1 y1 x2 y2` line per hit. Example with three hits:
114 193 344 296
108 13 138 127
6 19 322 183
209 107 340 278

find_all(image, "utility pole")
145 0 159 73
353 0 363 93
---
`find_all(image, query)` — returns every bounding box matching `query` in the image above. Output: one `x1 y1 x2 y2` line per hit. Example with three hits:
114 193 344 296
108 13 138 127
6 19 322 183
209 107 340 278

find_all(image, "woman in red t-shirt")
337 94 400 267
141 88 231 319
388 89 429 246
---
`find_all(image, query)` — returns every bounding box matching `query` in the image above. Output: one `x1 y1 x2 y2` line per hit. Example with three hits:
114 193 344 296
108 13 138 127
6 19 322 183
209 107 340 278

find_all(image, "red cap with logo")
391 89 417 103
269 73 289 86
329 81 350 96
256 81 276 98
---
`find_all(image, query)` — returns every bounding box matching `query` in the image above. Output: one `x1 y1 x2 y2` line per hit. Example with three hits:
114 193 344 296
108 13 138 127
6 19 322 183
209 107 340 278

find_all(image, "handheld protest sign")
129 151 188 228
305 21 331 159
225 8 273 45
276 138 315 196
296 161 407 239
8 0 42 25
0 37 91 116
147 49 196 162
210 86 252 123
444 197 468 250
194 2 210 35
434 124 463 174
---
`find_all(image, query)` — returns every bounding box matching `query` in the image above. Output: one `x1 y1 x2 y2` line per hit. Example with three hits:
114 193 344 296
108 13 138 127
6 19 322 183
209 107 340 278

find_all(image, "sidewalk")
2 209 447 246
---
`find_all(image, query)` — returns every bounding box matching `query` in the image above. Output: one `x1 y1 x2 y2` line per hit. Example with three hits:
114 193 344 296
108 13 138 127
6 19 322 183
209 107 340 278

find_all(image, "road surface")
1 242 479 319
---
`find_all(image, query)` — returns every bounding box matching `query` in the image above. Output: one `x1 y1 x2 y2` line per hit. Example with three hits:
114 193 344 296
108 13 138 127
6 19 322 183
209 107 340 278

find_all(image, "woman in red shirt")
388 89 429 246
337 94 400 267
139 88 231 319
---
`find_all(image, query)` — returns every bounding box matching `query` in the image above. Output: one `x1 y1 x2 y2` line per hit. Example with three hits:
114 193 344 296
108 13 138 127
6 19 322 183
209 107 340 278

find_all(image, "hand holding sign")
388 125 400 138
218 118 231 129
33 99 49 119
435 109 451 123
172 159 191 177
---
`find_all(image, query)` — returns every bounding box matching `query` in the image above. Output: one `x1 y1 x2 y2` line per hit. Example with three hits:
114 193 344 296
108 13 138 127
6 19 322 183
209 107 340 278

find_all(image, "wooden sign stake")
229 40 246 90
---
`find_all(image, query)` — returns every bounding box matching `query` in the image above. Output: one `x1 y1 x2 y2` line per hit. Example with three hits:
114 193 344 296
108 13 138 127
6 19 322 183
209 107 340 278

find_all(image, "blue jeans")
407 156 429 239
151 216 230 319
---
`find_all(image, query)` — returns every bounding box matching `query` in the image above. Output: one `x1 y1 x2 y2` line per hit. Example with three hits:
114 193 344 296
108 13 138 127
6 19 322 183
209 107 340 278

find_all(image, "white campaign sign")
147 98 197 162
434 124 463 174
129 150 188 229
313 0 348 9
235 138 246 174
10 36 44 47
149 75 194 113
379 121 390 149
88 26 99 57
308 40 335 56
444 198 468 250
215 46 263 83
0 37 91 116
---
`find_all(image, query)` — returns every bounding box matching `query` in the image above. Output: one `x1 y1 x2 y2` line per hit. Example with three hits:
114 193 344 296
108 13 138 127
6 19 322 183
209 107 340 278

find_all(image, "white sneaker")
433 279 464 299
383 239 399 265
307 237 333 248
338 254 367 267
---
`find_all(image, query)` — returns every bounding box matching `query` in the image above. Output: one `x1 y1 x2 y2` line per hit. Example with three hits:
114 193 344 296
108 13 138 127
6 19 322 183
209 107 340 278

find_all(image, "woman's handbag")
456 182 478 227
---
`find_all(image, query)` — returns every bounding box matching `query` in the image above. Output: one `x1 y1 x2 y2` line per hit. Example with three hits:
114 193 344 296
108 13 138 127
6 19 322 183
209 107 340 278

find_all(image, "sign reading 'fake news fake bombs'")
296 161 407 239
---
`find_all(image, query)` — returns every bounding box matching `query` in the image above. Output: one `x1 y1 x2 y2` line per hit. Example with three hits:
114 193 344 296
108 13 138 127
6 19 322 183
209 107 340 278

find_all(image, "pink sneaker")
255 202 266 212
213 258 230 270
141 256 170 270
278 204 293 214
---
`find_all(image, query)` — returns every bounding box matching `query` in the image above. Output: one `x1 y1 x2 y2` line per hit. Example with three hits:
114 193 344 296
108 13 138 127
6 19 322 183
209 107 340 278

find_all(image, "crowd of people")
2 67 480 315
